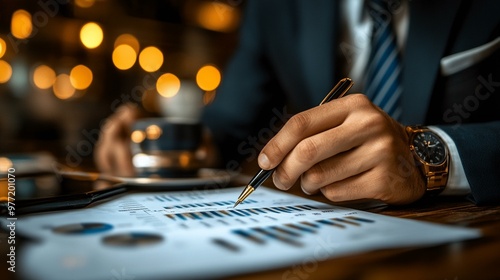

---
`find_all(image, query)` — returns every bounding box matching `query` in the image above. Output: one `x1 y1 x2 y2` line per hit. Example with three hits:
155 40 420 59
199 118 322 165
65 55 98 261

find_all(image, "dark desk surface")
2 177 499 280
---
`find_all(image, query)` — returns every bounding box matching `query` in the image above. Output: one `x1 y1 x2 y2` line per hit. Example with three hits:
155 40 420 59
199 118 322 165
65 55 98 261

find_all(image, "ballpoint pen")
233 77 354 208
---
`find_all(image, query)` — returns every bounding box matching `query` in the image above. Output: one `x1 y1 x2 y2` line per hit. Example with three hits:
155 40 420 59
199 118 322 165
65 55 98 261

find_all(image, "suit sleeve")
439 122 500 205
201 1 286 165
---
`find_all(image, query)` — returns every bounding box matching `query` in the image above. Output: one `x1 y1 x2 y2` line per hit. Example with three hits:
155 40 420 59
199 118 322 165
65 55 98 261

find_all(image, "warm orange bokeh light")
0 157 13 173
139 46 163 72
80 22 103 49
179 152 191 168
131 130 146 143
112 44 137 70
0 60 13 84
114 34 140 54
33 65 56 89
53 74 76 99
0 38 6 58
195 2 239 32
70 65 93 90
75 0 95 8
196 65 221 91
156 73 181 98
11 10 32 39
146 125 162 140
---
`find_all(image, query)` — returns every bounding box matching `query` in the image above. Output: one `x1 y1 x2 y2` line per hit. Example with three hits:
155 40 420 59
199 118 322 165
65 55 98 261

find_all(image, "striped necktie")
364 0 403 120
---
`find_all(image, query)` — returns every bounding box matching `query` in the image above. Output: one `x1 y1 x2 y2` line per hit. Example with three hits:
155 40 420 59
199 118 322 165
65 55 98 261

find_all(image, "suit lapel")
297 0 338 106
402 0 462 124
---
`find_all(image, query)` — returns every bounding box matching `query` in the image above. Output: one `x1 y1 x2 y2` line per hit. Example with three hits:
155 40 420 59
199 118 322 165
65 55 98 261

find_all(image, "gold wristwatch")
406 126 449 195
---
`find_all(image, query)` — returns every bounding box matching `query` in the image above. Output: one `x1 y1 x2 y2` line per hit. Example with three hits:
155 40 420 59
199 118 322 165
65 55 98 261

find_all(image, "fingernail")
273 172 285 190
301 185 312 195
258 153 270 169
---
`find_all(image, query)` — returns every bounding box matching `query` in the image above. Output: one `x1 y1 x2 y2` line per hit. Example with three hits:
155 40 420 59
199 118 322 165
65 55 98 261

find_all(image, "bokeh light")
0 157 13 173
0 60 13 84
146 125 162 140
131 130 146 143
179 152 191 168
0 38 6 58
196 65 221 91
70 65 93 90
195 2 239 32
114 34 140 54
156 73 180 98
53 74 75 100
80 22 103 49
112 44 137 70
75 0 95 8
11 10 32 39
33 65 56 89
139 46 163 72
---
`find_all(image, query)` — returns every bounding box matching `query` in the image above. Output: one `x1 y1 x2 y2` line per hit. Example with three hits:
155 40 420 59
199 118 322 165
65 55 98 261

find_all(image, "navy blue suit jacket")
203 0 500 205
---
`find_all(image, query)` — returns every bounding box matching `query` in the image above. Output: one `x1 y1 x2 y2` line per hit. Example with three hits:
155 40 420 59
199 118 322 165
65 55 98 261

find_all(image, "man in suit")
96 0 500 205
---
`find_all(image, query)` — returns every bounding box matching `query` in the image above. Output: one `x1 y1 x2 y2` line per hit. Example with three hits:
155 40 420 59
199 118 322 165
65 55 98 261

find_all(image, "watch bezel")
409 130 448 166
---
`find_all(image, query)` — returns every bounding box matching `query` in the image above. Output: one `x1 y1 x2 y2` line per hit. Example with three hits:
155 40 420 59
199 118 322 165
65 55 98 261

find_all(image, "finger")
300 141 383 194
272 124 366 190
258 96 357 169
94 120 123 174
300 185 316 195
94 140 112 174
319 165 423 204
116 104 141 128
319 168 381 202
273 111 381 190
110 140 135 177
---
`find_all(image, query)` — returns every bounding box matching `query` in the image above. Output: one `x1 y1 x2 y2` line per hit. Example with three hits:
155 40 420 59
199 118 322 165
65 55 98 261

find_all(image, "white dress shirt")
341 0 471 195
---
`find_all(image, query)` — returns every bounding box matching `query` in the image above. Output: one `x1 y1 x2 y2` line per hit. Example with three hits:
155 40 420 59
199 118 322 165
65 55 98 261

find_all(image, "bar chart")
164 205 317 221
212 216 375 251
163 199 259 209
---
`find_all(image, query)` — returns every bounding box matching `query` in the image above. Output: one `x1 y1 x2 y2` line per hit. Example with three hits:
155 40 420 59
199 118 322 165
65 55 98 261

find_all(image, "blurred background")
0 0 243 169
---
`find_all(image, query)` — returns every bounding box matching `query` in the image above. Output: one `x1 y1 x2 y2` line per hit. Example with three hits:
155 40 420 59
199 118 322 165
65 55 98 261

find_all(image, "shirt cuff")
428 126 471 195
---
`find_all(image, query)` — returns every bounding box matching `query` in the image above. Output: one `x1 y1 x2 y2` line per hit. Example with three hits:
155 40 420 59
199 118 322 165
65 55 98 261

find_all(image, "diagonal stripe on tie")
366 47 399 97
364 0 403 120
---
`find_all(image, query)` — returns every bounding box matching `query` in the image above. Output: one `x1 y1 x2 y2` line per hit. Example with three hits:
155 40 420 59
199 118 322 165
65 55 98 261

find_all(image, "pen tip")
233 200 241 208
234 185 255 208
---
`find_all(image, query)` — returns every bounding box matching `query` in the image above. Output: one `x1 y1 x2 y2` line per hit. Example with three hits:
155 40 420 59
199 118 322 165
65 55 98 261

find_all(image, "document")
16 187 480 280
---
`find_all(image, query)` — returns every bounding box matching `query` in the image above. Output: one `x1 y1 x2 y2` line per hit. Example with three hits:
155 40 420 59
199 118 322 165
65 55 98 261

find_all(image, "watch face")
412 131 447 165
